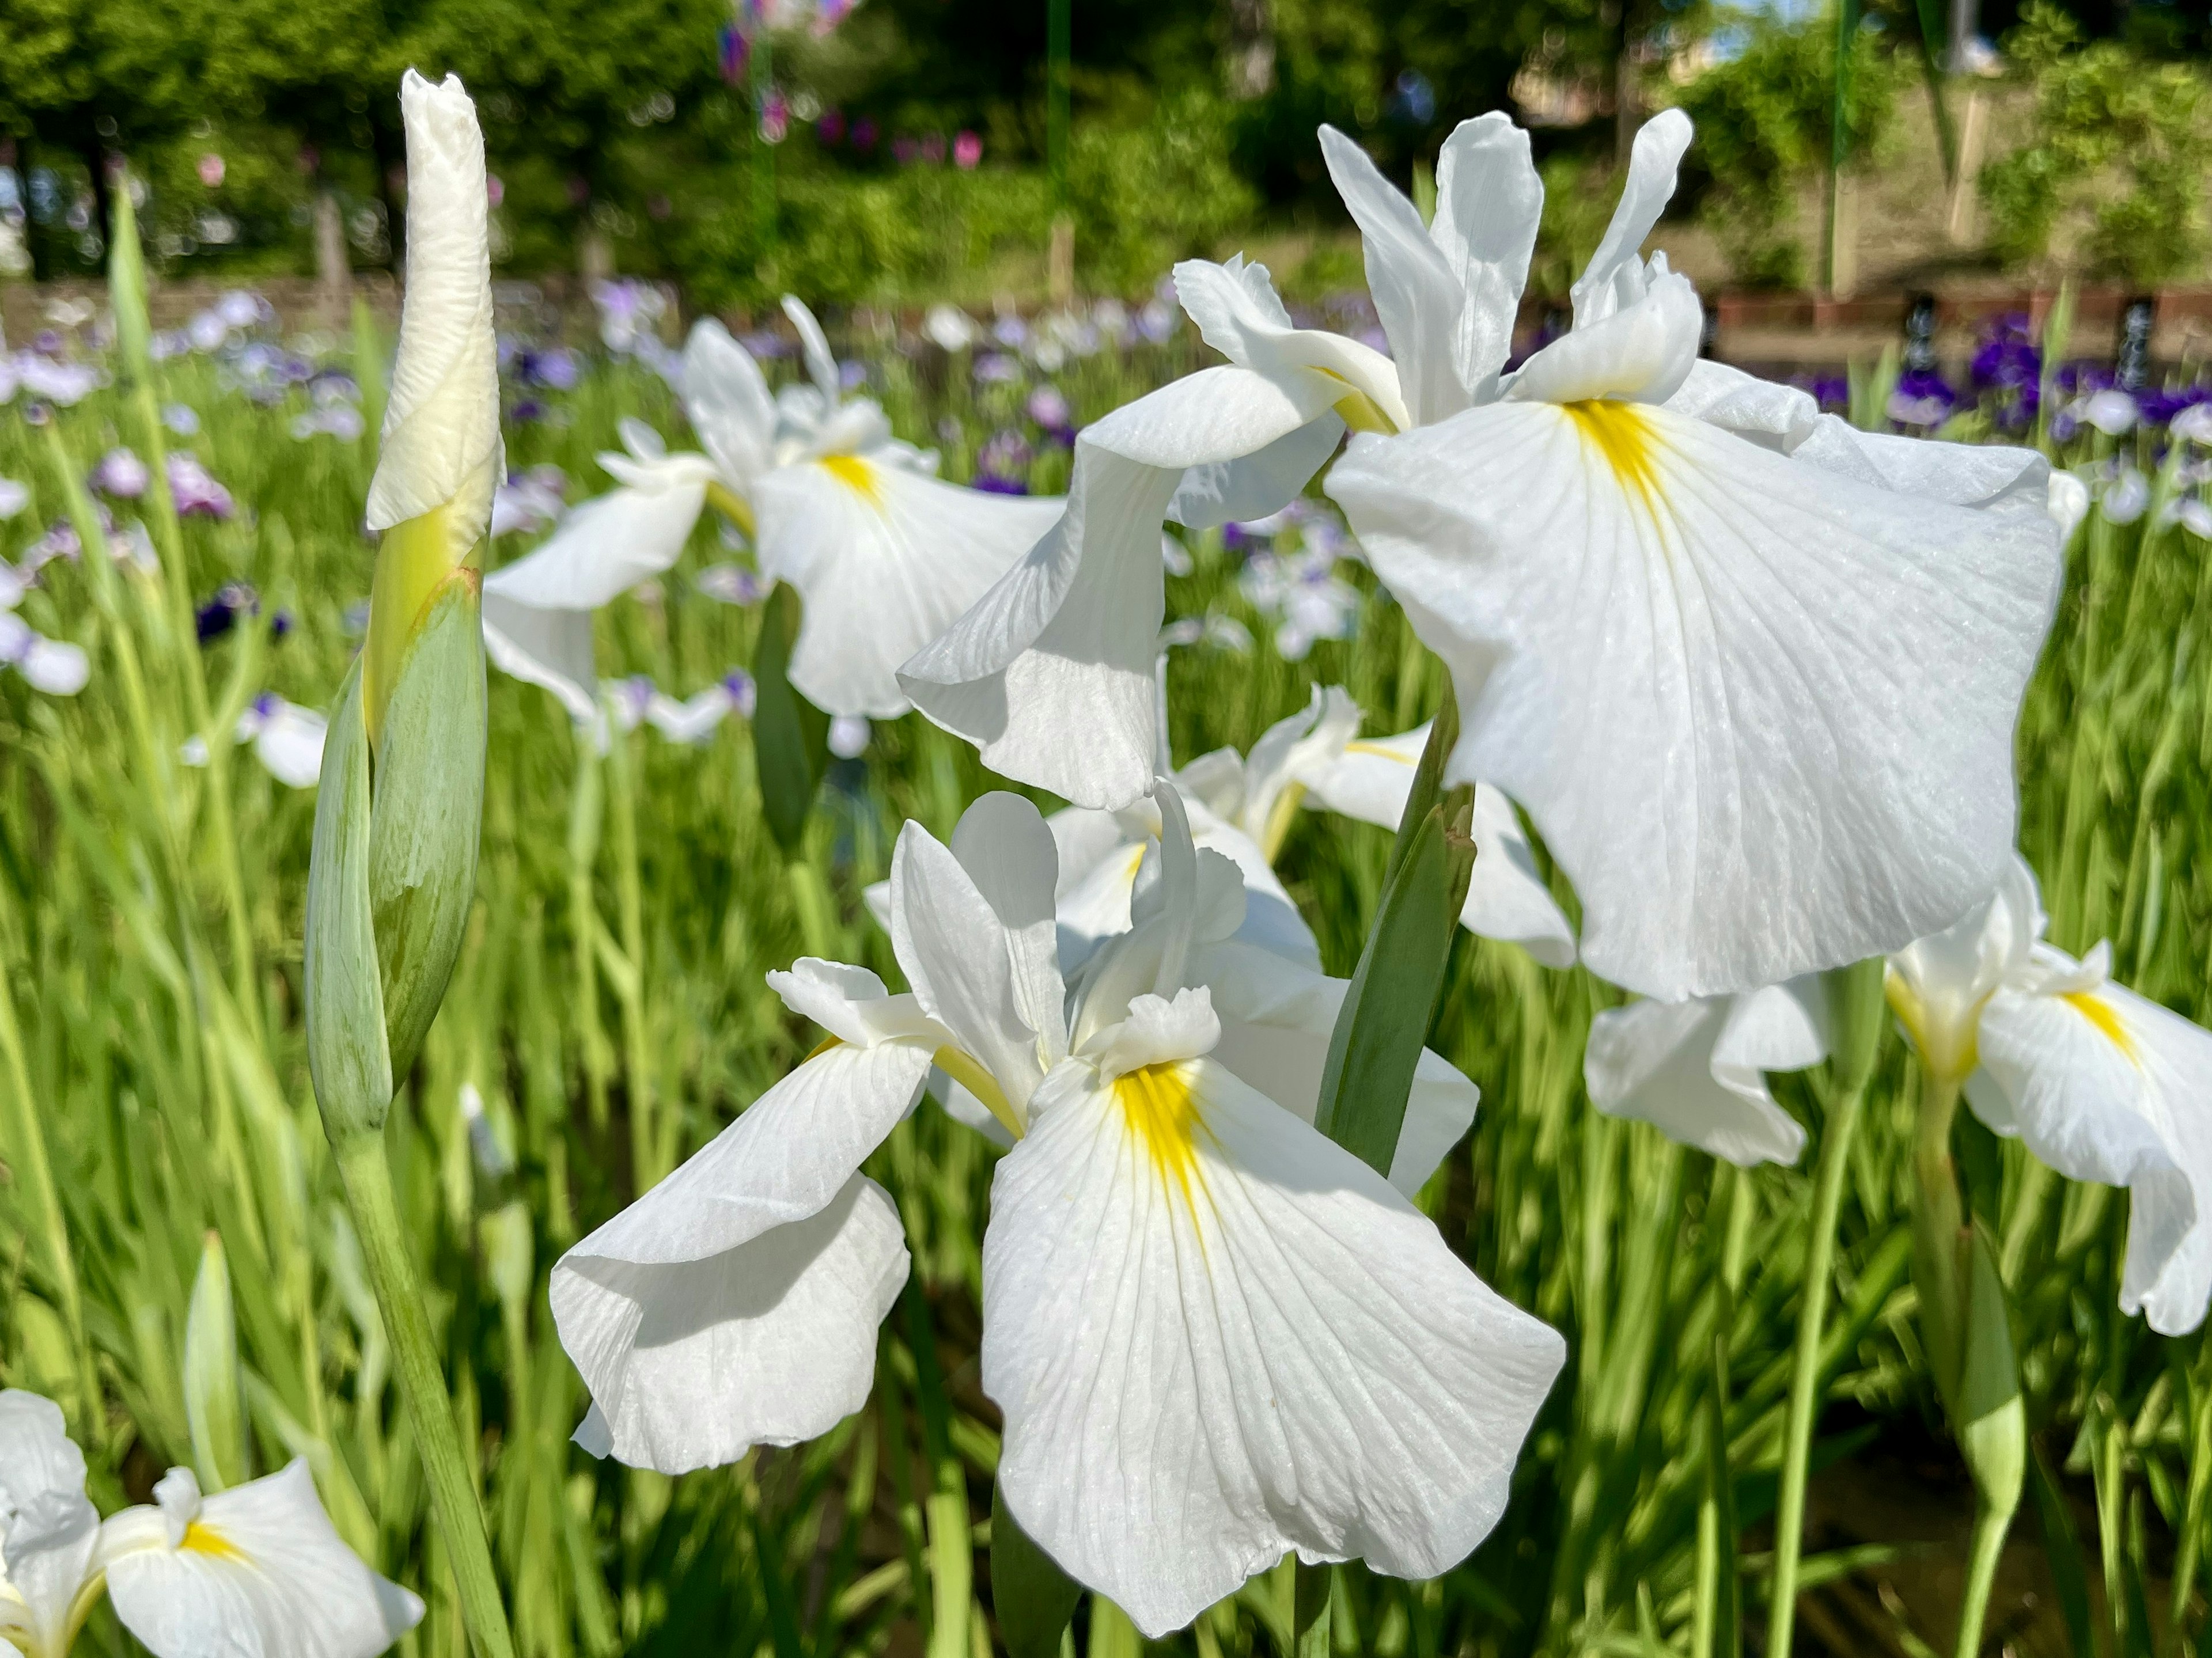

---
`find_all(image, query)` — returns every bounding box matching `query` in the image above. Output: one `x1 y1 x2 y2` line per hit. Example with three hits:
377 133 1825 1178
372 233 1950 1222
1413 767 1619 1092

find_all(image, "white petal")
1319 126 1469 426
1569 109 1692 329
0 1389 86 1515
101 1462 422 1658
482 474 709 612
1329 398 2062 1000
890 799 1068 1110
984 1056 1564 1637
2047 472 2089 543
366 73 500 540
1172 257 1410 430
1663 359 1816 443
255 705 328 789
1233 684 1362 844
18 636 88 696
550 1042 929 1470
1586 982 1822 1167
480 588 598 726
1974 973 2212 1334
767 957 945 1049
751 456 1060 718
1167 416 1346 531
1506 269 1701 405
781 295 841 408
682 319 776 486
1429 113 1544 402
1195 937 1478 1196
900 366 1319 809
1887 853 2046 1082
1 1489 99 1654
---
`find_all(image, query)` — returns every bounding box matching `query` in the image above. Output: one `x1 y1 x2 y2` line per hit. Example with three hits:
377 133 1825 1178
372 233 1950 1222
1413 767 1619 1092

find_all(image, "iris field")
0 245 2209 1658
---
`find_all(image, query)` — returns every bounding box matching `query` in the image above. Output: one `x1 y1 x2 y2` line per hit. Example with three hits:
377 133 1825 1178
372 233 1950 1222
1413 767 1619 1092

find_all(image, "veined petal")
1586 981 1824 1168
1887 854 2046 1084
1974 969 2212 1334
1328 397 2061 1000
984 1056 1563 1637
1230 684 1363 848
1663 359 1817 443
1195 937 1480 1196
891 799 1069 1113
899 366 1319 809
99 1464 421 1658
482 474 710 612
1296 730 1575 969
550 1040 930 1470
0 1389 87 1516
768 957 946 1048
1505 270 1701 407
1430 113 1543 403
1167 416 1346 530
0 1489 98 1658
1319 126 1469 426
480 588 598 726
1569 109 1692 330
365 73 500 542
1173 257 1411 431
683 319 777 487
751 454 1061 718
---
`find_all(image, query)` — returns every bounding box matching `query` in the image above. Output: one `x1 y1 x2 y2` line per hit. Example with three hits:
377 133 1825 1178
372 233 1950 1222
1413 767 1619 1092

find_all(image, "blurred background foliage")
3 0 2212 303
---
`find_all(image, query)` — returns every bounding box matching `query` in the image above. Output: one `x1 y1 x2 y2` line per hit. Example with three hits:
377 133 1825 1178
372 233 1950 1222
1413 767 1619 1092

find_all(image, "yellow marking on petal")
1257 778 1306 863
805 1033 843 1062
2064 991 2139 1065
183 1521 248 1564
1116 1060 1207 1207
704 479 756 537
934 1045 1025 1140
1342 741 1416 763
821 453 882 506
365 504 476 750
1564 399 1661 516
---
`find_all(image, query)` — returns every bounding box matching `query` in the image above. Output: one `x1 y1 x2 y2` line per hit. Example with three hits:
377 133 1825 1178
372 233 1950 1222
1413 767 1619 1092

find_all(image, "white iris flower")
1888 857 2212 1335
481 297 1062 724
901 108 2061 1002
0 1390 420 1658
552 789 1563 1636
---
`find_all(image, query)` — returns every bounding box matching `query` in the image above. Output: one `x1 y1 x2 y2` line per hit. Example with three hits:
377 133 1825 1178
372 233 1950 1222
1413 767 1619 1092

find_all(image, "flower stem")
1294 1560 1332 1658
1693 1162 1751 1658
334 1129 518 1658
1953 1500 2009 1658
1766 1079 1867 1655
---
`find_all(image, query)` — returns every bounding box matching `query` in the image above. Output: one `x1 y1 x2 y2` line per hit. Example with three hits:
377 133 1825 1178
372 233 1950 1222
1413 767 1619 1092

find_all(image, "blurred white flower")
489 465 567 538
2047 471 2089 543
2080 388 2139 436
2104 467 2152 525
92 447 150 499
922 304 978 352
0 479 28 519
827 713 871 758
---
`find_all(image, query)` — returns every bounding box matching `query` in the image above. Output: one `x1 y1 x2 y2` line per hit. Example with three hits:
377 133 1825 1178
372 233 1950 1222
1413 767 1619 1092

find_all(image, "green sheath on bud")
306 558 486 1140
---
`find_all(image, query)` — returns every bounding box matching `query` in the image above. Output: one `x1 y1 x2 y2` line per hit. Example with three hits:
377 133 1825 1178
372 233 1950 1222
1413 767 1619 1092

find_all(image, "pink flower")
197 154 225 188
954 130 982 169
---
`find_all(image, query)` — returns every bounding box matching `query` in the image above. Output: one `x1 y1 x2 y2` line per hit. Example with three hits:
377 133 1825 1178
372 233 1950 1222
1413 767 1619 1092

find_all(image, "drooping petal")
751 454 1062 717
1585 980 1824 1167
1504 270 1702 406
0 1390 86 1517
984 1055 1564 1637
1172 257 1410 431
550 1039 931 1471
1328 397 2062 1001
900 366 1325 809
1429 113 1543 403
482 468 713 612
890 799 1069 1112
1569 109 1692 329
99 1463 421 1658
681 319 777 487
1319 127 1468 426
1974 966 2212 1334
1195 937 1479 1196
0 1489 98 1658
1166 417 1346 530
480 587 598 726
1295 729 1575 969
1230 684 1363 848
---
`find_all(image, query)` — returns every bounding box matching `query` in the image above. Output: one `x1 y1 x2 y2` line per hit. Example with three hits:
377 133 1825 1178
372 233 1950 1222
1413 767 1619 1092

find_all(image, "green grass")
0 320 2206 1658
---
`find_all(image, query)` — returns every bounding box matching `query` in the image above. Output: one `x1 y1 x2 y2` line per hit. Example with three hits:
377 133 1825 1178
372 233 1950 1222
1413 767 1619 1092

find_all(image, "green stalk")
335 1130 519 1658
567 731 610 1130
1766 1081 1867 1653
605 729 660 1187
1294 1560 1332 1658
1693 1163 1751 1658
2165 1331 2212 1656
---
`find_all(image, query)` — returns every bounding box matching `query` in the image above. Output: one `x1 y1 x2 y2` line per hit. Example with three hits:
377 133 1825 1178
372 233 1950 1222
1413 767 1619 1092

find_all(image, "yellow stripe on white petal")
1330 394 2060 1001
1973 967 2212 1334
900 365 1331 810
751 452 1060 718
551 1037 931 1471
98 1464 421 1658
983 1054 1564 1637
1586 981 1825 1168
0 1390 99 1658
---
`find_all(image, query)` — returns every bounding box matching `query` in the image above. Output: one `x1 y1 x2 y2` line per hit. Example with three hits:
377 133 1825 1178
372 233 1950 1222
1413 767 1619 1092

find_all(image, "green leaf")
753 582 830 855
107 179 153 392
990 1482 1081 1658
2029 1440 2096 1658
1312 771 1476 1179
1379 680 1458 890
1956 1223 2025 1519
183 1230 249 1492
305 658 395 1141
368 572 488 1081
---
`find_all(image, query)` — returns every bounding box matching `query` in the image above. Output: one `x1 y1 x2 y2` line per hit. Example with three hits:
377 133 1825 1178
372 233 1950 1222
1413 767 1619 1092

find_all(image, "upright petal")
751 455 1062 717
99 1463 421 1658
0 1491 98 1658
682 319 777 487
365 73 500 541
0 1389 86 1517
1329 400 2061 1000
1429 114 1543 403
1569 109 1692 330
1173 257 1410 431
782 295 841 409
900 367 1324 809
984 1056 1563 1637
891 799 1068 1112
1974 967 2212 1334
1318 127 1469 426
551 1038 931 1471
1585 981 1824 1167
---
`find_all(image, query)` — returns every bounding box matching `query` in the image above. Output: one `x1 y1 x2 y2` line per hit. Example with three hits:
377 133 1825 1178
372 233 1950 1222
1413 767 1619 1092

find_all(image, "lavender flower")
92 447 150 499
167 452 235 519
